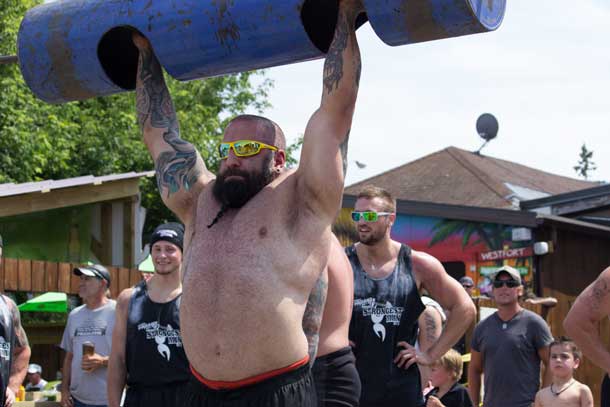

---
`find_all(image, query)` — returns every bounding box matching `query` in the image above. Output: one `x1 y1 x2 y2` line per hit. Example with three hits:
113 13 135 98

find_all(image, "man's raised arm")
133 34 213 222
296 0 364 218
564 266 610 373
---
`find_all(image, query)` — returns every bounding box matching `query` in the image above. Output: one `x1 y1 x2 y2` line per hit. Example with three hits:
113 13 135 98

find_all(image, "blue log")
364 0 506 46
17 0 506 104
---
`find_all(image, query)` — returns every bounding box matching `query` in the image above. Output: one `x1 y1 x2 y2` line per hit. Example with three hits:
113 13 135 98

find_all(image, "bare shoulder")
576 380 593 397
582 266 610 314
115 287 135 313
410 249 446 282
0 294 16 309
534 387 551 405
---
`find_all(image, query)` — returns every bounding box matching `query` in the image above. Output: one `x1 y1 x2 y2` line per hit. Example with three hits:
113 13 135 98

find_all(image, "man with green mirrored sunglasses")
132 0 366 405
346 186 476 407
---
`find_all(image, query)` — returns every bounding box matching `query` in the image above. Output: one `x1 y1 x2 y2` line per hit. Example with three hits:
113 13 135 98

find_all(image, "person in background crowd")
25 364 47 391
564 266 610 405
0 234 31 407
311 235 361 407
61 264 116 407
424 349 473 407
458 277 475 298
347 186 475 407
417 295 445 390
108 223 189 407
534 337 593 407
469 265 553 407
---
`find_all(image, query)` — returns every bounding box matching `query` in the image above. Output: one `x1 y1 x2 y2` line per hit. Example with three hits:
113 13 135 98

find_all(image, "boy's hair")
437 349 463 381
550 336 582 361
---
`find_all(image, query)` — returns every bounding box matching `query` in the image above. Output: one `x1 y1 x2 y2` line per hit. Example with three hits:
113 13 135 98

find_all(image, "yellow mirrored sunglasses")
218 140 278 159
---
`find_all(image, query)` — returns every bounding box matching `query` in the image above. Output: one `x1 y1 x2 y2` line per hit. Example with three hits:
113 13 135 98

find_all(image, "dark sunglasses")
492 280 520 288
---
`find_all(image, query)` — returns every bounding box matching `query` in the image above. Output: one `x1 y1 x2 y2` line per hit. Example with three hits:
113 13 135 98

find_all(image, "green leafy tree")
574 143 596 180
1 0 276 237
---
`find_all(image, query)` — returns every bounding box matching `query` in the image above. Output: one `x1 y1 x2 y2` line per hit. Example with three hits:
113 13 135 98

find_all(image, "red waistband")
190 355 309 390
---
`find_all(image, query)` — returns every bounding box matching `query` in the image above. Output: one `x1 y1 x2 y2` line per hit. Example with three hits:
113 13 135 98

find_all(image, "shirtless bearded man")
132 0 365 404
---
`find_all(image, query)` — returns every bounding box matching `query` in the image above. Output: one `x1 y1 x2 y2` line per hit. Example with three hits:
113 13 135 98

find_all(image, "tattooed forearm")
424 311 439 345
323 11 349 94
589 278 609 313
136 47 176 130
340 129 350 176
8 297 29 349
135 42 202 196
302 271 328 365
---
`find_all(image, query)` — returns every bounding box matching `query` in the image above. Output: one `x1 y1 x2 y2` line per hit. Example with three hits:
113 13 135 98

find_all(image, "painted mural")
334 208 534 296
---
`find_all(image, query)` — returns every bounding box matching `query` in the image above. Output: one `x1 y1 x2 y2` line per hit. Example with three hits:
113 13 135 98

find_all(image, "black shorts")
312 347 361 407
185 364 317 406
602 374 610 407
124 381 190 407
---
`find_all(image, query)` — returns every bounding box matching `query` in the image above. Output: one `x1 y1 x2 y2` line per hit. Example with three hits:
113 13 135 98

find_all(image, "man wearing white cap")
25 364 47 391
468 265 553 407
60 264 116 407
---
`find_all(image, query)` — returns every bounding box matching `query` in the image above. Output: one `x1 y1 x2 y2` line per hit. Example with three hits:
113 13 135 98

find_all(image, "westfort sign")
478 247 533 262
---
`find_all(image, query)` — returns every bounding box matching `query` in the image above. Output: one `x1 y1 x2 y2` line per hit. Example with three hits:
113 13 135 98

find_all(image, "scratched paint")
45 11 95 101
17 0 505 104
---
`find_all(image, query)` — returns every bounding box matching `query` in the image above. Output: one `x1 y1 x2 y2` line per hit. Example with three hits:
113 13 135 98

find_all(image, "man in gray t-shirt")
468 266 553 407
60 265 116 407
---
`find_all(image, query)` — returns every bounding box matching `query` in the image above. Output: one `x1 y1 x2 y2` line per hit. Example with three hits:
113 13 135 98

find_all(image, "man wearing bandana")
131 0 365 405
108 223 189 407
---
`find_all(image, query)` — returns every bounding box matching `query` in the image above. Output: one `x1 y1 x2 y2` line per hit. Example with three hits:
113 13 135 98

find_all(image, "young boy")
534 337 593 407
425 349 473 407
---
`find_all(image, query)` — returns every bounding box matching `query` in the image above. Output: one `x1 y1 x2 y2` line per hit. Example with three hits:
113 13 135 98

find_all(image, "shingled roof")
345 147 599 210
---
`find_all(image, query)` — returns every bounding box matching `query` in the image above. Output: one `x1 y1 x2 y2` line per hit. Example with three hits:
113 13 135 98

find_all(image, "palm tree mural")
428 220 509 251
428 219 531 268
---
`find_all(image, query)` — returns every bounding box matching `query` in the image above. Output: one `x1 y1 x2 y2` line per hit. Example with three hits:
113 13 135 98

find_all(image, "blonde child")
534 337 593 407
425 349 473 407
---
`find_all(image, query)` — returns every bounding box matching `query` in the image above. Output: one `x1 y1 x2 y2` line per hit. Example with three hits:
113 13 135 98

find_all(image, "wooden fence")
0 257 143 298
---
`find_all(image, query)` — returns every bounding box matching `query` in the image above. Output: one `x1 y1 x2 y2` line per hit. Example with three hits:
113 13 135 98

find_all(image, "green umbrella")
18 292 67 313
138 254 155 274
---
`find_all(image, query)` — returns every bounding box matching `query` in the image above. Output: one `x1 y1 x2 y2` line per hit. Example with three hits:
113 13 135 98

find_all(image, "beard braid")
207 204 227 229
212 154 276 209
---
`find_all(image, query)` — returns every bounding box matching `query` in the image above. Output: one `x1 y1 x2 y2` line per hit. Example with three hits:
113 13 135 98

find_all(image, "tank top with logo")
126 281 189 387
0 296 14 406
347 244 425 406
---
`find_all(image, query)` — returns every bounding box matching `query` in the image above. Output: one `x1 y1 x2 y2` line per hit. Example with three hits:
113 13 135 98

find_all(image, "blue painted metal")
17 0 506 104
363 0 506 46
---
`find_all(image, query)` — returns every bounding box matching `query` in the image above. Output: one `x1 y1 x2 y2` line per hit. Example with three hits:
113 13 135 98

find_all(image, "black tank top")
0 296 14 407
347 244 425 406
126 281 190 387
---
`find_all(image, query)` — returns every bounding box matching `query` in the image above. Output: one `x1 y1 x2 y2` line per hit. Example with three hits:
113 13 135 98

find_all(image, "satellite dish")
476 113 499 141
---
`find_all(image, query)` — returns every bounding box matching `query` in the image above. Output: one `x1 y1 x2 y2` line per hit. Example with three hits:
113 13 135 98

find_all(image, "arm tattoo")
7 298 28 349
424 310 439 345
339 129 350 176
323 12 349 94
589 278 609 313
302 272 328 366
136 47 202 197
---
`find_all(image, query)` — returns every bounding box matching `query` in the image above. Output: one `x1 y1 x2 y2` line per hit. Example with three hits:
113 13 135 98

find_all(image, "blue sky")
252 0 610 187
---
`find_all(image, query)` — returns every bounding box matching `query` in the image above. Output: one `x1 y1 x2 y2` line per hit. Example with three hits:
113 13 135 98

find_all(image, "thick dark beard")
213 156 276 208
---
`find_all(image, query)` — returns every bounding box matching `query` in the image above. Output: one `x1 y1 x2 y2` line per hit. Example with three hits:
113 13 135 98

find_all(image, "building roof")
0 171 154 198
345 147 599 210
520 183 610 215
0 171 155 218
